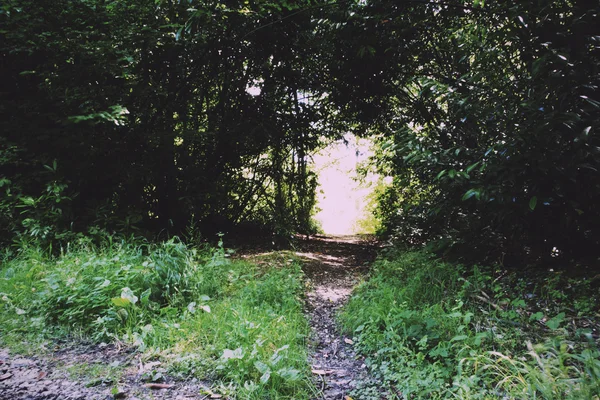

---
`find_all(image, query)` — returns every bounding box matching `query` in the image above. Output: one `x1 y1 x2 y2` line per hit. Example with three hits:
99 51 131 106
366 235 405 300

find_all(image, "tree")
0 0 338 244
324 0 599 264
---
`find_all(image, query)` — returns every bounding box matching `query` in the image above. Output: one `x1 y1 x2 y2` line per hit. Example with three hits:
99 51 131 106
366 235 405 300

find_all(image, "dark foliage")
1 0 329 245
1 0 598 264
331 0 600 265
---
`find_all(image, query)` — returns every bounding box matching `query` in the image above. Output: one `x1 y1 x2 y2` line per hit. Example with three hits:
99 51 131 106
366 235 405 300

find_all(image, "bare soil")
0 342 210 400
294 235 380 399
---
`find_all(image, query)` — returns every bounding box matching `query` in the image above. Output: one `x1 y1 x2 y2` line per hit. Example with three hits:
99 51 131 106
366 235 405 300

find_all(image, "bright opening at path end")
312 134 380 235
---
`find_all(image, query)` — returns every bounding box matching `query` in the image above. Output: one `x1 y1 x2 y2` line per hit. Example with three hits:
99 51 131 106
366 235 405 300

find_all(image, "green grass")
339 249 600 399
63 361 124 387
0 237 315 399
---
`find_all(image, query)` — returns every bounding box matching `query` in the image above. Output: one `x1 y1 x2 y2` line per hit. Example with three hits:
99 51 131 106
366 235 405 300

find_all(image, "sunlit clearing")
312 134 380 235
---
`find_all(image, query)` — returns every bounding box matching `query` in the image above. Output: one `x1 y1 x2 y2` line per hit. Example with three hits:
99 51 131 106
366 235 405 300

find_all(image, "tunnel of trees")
1 0 598 266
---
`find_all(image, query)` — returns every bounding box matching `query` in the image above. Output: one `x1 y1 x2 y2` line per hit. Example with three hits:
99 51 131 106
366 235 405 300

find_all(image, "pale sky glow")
312 134 377 235
247 85 261 96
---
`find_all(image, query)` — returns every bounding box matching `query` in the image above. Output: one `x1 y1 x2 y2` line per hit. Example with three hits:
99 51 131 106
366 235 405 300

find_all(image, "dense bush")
361 1 600 264
0 0 329 245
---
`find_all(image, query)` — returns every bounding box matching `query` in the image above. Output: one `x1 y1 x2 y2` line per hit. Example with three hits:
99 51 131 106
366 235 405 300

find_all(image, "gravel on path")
0 343 210 400
295 235 381 400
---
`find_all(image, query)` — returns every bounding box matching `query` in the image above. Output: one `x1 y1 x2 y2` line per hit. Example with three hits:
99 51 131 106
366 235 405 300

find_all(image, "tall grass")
339 249 600 399
0 236 314 399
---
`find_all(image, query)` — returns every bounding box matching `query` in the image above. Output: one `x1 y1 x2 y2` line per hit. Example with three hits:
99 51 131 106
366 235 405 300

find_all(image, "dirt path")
0 343 210 400
294 235 379 399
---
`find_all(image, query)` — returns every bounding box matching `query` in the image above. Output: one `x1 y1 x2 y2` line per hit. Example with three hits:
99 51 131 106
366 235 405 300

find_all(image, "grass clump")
339 249 600 399
0 236 314 399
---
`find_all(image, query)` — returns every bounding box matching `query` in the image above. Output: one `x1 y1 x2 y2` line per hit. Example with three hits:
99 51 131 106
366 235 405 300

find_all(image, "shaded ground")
0 344 211 400
294 235 380 399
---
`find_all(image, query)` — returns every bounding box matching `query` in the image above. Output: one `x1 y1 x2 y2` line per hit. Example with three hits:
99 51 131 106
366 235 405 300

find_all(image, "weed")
339 250 600 399
62 361 124 386
0 236 314 398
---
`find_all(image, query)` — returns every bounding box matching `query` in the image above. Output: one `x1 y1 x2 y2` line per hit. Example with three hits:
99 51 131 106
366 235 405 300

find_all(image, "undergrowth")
0 236 314 399
340 249 600 399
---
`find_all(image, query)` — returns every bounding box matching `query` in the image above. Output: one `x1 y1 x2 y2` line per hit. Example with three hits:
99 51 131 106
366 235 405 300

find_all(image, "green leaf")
222 347 244 360
117 308 128 321
260 370 271 384
511 299 526 307
111 297 130 307
120 287 138 304
462 189 480 201
277 368 300 381
582 126 591 137
546 312 565 330
254 361 269 374
175 26 184 41
200 305 211 313
530 312 544 321
140 288 151 305
20 197 36 206
466 162 480 174
529 196 537 211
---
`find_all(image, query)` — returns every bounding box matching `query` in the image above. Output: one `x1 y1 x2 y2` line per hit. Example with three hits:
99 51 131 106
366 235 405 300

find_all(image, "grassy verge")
0 237 314 399
339 249 600 399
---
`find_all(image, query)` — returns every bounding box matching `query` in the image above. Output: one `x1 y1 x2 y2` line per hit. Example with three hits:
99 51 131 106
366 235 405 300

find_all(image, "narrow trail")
294 235 379 399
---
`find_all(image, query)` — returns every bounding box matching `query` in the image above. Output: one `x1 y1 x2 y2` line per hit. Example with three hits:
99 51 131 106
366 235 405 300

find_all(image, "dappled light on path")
294 235 380 399
313 286 351 303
